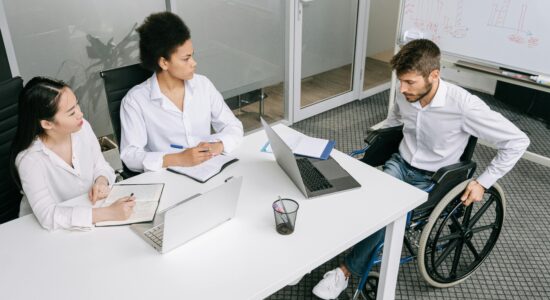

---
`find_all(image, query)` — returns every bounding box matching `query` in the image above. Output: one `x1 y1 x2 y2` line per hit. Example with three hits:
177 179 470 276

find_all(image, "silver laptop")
130 176 243 254
261 118 360 198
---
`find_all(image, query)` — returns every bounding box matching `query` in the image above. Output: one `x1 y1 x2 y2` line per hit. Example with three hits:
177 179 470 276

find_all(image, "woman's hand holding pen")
198 141 224 156
89 176 110 205
163 144 215 167
92 195 135 223
108 195 136 220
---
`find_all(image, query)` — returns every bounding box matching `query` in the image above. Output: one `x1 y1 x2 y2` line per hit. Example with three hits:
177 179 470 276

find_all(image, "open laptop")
261 118 360 198
130 176 242 254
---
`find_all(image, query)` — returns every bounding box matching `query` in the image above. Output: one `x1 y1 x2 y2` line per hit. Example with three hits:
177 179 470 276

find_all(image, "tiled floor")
266 89 550 299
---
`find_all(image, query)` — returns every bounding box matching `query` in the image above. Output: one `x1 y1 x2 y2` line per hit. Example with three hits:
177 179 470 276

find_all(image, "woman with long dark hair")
10 77 135 231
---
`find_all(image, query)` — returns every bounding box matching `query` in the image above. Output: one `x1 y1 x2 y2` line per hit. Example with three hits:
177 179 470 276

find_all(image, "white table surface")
0 124 427 300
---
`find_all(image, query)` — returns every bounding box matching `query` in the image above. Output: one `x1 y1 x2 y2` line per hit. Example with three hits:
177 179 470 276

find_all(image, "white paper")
262 130 331 159
293 136 329 158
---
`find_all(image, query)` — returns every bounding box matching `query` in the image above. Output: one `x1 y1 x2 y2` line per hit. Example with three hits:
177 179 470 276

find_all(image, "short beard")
404 81 432 103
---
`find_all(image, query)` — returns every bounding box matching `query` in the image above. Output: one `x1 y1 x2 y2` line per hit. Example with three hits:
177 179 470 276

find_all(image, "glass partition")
3 0 166 136
174 0 287 131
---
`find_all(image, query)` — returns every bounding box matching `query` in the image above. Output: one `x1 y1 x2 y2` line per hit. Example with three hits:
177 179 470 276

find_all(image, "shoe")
312 268 348 299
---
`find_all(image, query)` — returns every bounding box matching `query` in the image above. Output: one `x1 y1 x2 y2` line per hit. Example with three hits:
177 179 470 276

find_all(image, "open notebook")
167 155 238 183
93 183 164 227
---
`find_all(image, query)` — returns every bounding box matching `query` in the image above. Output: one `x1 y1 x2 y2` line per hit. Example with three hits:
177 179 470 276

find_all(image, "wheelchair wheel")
417 180 506 288
362 272 379 300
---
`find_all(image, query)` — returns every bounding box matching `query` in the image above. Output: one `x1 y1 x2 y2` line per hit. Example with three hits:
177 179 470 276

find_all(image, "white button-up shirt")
120 73 244 172
16 120 116 231
381 79 530 188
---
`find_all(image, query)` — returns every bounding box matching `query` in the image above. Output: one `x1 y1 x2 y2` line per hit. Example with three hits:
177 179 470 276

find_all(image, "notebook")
167 155 238 183
130 176 242 254
93 183 164 226
261 118 360 198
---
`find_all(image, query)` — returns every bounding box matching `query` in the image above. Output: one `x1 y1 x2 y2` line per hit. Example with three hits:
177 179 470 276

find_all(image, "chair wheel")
418 180 506 288
362 272 379 300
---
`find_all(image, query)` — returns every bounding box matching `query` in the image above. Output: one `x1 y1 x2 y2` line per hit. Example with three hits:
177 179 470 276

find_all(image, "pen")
127 193 134 201
170 144 184 149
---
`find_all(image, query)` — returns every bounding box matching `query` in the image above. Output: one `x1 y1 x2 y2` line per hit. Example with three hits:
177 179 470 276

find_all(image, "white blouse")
120 73 244 172
16 120 115 231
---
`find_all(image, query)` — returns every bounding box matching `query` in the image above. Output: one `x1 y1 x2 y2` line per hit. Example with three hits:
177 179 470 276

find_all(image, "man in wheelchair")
313 39 530 299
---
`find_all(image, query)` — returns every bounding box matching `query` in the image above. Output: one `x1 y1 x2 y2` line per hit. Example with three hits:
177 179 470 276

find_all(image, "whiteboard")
399 0 550 76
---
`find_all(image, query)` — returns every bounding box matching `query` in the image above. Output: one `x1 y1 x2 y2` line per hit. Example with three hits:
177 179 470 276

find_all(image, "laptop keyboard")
144 224 164 248
296 158 333 192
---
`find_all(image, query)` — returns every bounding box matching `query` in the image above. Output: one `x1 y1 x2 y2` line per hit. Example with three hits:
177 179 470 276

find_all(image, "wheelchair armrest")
360 125 403 167
431 161 477 184
412 160 477 221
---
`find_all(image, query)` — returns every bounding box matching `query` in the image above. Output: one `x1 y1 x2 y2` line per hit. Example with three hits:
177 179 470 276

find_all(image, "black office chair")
350 125 505 298
100 63 152 178
0 77 23 224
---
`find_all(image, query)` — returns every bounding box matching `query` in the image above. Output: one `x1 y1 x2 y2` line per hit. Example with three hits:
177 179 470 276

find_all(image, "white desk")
0 125 427 300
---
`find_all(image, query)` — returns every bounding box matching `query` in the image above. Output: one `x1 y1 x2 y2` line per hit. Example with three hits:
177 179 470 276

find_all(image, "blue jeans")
344 153 434 276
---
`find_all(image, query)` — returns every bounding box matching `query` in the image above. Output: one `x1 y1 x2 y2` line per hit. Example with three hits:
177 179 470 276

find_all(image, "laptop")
130 176 243 254
261 118 360 198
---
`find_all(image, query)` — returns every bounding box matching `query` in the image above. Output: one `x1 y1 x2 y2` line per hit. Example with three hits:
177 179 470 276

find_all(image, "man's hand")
89 176 110 205
460 180 485 206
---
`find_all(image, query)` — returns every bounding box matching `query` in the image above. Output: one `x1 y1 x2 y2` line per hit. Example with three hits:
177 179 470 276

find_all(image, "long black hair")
9 77 68 188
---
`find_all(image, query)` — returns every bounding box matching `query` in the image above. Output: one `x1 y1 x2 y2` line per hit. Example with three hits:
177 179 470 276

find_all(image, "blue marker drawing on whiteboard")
530 75 550 86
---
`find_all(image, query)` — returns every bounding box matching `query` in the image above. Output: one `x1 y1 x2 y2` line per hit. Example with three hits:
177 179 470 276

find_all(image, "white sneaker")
312 268 349 299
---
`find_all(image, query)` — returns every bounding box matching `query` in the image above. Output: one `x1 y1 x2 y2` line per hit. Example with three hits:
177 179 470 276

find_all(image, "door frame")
291 0 369 122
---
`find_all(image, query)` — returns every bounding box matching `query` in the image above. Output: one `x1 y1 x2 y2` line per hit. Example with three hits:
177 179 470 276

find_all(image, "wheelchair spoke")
461 204 473 226
466 196 494 229
433 239 459 268
450 214 466 234
449 240 465 278
436 232 461 243
471 223 498 234
465 240 481 260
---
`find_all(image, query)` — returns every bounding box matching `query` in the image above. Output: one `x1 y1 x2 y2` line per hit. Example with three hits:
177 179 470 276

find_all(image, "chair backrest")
0 77 23 224
100 64 152 144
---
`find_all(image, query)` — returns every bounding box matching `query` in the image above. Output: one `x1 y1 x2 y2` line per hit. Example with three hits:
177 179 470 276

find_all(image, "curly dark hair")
136 12 191 72
390 39 440 78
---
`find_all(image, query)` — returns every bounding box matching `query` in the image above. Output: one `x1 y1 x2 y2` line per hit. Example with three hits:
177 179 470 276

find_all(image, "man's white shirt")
381 79 529 188
120 73 243 172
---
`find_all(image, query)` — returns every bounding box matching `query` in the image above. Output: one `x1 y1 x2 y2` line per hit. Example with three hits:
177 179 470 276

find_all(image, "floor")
233 57 392 132
264 89 550 299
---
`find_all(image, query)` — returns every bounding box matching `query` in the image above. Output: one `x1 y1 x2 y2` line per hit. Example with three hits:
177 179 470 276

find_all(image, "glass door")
292 0 363 122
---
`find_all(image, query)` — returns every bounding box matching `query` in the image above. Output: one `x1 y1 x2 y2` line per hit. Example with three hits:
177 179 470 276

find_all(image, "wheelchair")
349 126 506 300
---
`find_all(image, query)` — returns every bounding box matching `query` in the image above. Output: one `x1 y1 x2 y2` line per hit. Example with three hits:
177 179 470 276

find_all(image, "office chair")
0 77 23 224
350 126 505 299
100 63 152 178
